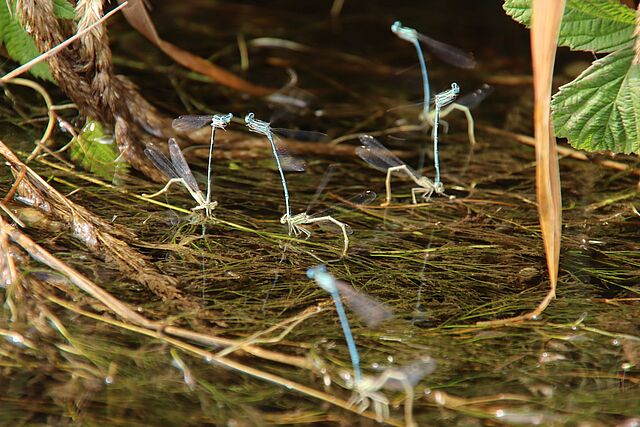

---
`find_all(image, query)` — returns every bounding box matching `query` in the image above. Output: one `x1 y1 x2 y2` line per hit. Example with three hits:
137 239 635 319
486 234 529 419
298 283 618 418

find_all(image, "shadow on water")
1 1 639 426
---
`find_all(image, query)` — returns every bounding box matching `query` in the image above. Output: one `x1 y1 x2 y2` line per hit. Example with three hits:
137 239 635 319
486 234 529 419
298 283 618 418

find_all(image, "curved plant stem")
2 78 56 161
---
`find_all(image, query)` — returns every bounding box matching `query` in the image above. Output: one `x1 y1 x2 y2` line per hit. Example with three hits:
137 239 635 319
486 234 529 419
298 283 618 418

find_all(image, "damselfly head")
391 21 417 43
306 264 327 280
212 113 233 128
245 112 272 136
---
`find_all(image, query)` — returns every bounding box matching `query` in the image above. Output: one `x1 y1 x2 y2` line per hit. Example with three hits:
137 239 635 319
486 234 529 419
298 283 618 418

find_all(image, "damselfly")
307 265 393 384
143 138 217 216
350 356 437 425
244 112 308 228
390 83 494 150
432 83 459 186
356 135 444 206
171 113 233 210
426 83 494 145
391 21 475 120
284 164 375 256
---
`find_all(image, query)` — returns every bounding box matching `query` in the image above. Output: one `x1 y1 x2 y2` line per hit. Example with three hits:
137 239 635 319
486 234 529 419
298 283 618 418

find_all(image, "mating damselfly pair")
307 265 436 425
144 112 374 257
391 21 493 190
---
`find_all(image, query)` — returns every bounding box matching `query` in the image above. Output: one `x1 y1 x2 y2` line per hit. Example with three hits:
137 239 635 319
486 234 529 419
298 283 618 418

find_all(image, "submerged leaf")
504 0 635 53
552 47 640 153
70 119 129 179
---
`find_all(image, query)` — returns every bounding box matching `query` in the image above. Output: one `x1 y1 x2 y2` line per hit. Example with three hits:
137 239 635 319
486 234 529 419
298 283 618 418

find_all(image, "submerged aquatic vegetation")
2 112 640 424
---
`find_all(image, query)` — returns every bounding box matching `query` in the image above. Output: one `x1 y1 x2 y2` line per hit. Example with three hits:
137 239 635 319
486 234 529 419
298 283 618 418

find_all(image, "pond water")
1 1 639 426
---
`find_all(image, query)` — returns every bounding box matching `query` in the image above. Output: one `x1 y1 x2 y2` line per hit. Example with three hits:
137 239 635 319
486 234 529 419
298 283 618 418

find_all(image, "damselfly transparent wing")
455 84 494 110
334 280 393 328
272 127 328 142
167 138 201 195
270 133 307 172
348 189 377 205
305 217 354 236
356 135 420 179
245 113 307 172
416 32 476 69
266 87 316 110
171 115 214 131
386 98 431 114
144 145 180 180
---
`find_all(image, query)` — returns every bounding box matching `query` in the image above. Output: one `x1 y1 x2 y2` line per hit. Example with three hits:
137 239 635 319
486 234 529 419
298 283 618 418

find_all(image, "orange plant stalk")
479 0 565 326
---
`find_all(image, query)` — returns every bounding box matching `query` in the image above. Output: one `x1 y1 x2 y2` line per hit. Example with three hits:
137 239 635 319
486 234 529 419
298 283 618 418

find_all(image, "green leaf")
551 47 640 154
504 0 639 153
53 0 75 20
0 0 74 81
0 5 5 41
503 0 635 53
0 1 53 80
70 119 129 179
